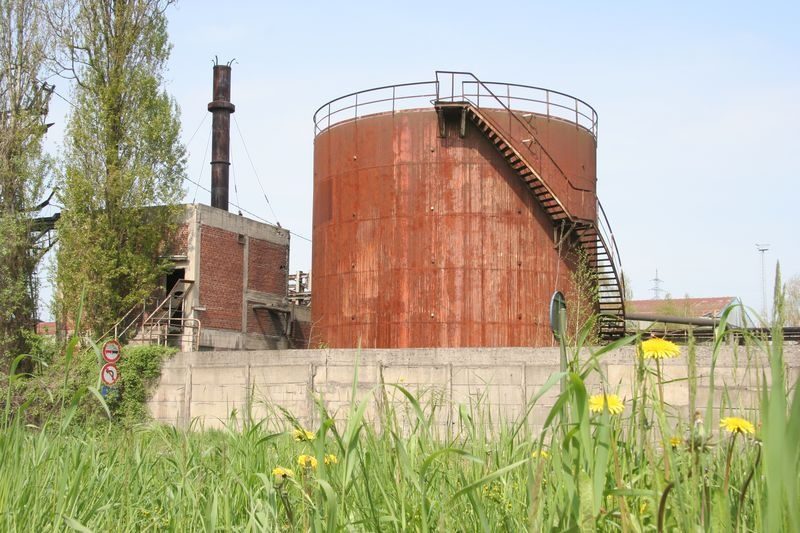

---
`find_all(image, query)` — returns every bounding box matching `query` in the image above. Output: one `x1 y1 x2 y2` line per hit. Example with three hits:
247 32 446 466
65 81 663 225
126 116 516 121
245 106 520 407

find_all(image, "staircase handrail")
594 199 626 314
460 80 597 137
313 80 438 135
102 280 194 342
141 316 201 351
464 105 571 222
596 200 624 284
145 280 194 321
101 297 157 341
435 71 594 200
313 76 597 138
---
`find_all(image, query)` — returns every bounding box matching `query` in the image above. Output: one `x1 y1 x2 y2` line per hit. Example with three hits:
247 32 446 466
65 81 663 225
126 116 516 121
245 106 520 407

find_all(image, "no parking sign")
102 340 121 363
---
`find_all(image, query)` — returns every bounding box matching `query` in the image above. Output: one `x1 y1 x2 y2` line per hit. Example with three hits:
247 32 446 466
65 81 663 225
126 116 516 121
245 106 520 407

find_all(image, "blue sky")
43 0 799 319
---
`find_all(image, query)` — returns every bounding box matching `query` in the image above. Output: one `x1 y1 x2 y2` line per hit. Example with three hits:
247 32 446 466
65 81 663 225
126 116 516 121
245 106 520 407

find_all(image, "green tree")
621 272 633 302
53 0 185 335
565 245 600 344
0 0 54 364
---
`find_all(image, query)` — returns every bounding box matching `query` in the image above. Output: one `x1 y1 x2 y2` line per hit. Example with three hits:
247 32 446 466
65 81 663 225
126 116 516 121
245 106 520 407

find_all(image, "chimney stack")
208 63 235 210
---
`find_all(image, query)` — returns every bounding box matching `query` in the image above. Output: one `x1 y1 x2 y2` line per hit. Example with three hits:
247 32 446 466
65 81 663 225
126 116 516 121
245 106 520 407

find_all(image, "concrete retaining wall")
148 344 800 432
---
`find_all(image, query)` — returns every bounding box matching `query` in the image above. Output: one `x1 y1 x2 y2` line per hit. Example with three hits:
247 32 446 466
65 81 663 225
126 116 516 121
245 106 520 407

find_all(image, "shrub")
105 344 175 425
1 338 174 427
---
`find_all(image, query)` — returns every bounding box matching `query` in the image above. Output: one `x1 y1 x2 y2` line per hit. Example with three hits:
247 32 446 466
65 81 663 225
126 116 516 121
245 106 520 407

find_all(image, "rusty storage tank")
312 71 625 348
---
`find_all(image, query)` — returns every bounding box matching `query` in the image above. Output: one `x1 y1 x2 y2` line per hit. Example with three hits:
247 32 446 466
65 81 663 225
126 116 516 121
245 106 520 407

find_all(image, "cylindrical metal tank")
312 75 599 348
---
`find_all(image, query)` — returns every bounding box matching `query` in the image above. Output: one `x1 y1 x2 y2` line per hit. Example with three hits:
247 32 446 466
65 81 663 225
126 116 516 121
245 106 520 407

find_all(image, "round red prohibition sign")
102 340 121 363
101 363 119 385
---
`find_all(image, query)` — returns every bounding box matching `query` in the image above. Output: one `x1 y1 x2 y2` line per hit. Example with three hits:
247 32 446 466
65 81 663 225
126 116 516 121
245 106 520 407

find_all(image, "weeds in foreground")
0 295 798 530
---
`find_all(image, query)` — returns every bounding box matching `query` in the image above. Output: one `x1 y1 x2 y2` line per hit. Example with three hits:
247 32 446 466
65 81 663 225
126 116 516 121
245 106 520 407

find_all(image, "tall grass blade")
448 458 528 504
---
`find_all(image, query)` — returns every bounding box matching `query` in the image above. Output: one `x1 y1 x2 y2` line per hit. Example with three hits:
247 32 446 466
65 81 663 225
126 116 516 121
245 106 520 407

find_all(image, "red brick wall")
200 226 244 330
290 318 312 348
164 222 189 256
246 306 283 336
174 223 189 255
248 238 287 295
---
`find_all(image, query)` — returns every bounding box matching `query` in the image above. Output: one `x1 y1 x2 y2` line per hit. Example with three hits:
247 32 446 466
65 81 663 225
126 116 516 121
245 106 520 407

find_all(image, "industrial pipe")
625 312 720 327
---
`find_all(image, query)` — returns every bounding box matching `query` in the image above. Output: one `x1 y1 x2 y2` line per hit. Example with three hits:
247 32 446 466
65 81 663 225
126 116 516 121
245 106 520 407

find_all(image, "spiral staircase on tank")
433 72 626 339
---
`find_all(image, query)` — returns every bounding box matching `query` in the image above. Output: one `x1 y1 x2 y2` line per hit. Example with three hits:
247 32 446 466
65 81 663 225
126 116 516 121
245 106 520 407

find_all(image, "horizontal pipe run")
625 312 720 327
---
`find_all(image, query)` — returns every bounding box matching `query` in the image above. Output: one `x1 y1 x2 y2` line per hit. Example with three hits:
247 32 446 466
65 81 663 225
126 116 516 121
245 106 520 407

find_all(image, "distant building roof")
626 297 738 319
36 321 57 336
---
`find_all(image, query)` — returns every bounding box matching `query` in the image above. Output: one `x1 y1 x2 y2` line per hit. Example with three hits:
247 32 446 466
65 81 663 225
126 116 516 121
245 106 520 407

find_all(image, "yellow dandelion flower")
669 436 682 448
324 454 338 465
272 467 294 480
720 417 755 435
639 500 649 515
588 393 625 415
640 338 681 359
531 449 550 459
297 454 318 470
292 428 315 442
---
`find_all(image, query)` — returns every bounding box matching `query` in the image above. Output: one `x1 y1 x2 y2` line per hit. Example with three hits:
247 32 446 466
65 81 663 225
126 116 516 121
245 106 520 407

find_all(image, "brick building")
148 203 310 351
144 63 311 352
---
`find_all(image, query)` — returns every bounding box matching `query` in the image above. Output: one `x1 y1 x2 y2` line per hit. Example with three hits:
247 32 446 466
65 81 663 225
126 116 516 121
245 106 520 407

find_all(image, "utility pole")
756 243 770 320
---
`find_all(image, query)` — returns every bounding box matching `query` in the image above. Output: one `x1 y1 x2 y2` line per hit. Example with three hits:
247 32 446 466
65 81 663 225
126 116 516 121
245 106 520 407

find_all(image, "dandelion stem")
636 354 647 457
735 444 761 533
278 483 294 524
656 358 670 479
610 430 632 532
723 430 738 494
657 481 675 533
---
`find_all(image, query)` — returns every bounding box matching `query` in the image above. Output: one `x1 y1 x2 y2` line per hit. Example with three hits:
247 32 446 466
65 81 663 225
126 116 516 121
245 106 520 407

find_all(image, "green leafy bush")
1 338 174 427
106 344 176 425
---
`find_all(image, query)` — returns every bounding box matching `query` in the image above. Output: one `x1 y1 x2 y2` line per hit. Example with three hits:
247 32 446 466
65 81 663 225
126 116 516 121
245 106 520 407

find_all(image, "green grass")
0 313 798 531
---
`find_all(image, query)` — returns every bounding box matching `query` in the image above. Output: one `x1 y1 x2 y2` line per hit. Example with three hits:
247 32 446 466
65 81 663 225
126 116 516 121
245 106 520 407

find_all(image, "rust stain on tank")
312 87 599 348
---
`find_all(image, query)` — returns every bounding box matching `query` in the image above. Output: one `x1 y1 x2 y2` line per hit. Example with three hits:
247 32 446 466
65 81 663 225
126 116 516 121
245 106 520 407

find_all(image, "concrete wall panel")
148 345 800 433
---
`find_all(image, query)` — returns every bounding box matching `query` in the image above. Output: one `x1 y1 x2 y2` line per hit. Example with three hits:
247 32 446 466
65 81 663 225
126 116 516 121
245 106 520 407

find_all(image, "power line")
232 114 280 225
182 172 311 243
49 88 77 109
230 159 242 216
192 129 212 204
34 78 77 110
184 112 209 147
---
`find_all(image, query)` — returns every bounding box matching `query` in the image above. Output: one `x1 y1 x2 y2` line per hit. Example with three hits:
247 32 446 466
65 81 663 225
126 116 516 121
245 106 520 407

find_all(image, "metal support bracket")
436 107 447 138
553 221 575 250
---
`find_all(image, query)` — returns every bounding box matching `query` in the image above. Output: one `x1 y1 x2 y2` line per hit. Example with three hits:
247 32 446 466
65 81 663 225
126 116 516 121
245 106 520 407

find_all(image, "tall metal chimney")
208 63 235 210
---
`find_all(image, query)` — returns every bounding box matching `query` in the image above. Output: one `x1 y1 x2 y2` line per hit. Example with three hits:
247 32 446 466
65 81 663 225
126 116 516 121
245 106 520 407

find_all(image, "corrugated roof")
626 297 738 318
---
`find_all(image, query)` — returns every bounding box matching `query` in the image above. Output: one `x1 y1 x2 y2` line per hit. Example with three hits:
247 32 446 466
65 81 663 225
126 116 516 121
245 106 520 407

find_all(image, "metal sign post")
549 291 567 394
